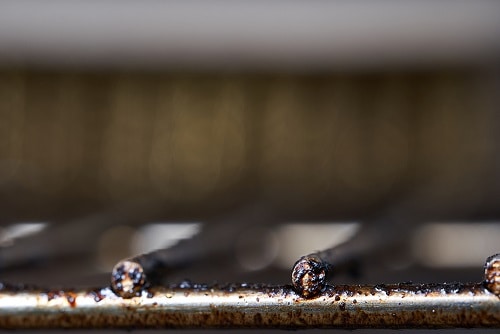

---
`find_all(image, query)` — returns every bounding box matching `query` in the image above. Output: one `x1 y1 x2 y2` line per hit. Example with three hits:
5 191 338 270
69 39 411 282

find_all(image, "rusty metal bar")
0 282 498 329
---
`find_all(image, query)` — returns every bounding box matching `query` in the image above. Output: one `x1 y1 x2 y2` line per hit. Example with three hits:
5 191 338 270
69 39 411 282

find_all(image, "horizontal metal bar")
0 282 498 329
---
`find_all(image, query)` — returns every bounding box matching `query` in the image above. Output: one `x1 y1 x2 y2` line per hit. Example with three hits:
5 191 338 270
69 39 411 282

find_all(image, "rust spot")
47 290 62 302
66 293 76 308
254 313 263 325
335 295 340 301
90 289 105 302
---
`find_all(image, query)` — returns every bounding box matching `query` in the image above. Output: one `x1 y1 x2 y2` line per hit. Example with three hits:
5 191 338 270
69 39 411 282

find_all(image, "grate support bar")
0 282 498 329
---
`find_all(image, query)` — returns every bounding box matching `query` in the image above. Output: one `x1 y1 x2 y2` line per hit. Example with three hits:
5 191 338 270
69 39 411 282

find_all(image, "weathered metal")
484 253 500 296
0 282 498 329
291 254 329 298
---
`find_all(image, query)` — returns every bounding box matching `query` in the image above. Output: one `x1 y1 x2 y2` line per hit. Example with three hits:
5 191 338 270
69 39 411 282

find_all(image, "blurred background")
0 2 499 324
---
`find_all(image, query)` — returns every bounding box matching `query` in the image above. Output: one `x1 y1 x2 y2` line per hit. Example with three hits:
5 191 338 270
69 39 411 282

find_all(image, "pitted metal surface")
0 282 498 329
484 253 500 296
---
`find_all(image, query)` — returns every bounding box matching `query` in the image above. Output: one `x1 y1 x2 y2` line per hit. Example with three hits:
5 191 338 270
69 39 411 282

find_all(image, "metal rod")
111 204 276 298
291 221 393 297
290 195 480 298
291 254 329 297
484 253 500 296
0 282 498 329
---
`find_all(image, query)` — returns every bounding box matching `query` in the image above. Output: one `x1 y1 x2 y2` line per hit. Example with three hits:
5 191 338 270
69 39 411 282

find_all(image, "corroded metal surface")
111 260 148 299
0 282 498 329
484 253 500 296
291 255 328 298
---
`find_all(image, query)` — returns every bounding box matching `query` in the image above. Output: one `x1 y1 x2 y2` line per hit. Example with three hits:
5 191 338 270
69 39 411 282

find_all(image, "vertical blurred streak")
101 76 157 199
302 80 347 203
74 75 112 202
363 76 410 194
212 80 247 192
473 72 500 210
266 78 360 208
260 78 347 208
149 78 246 202
260 77 411 211
20 74 85 196
260 78 309 204
417 74 490 213
0 72 25 187
326 78 367 202
53 75 86 188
